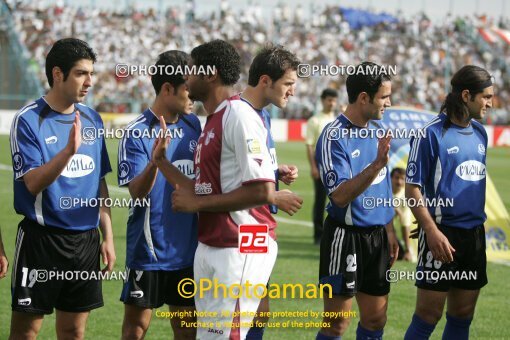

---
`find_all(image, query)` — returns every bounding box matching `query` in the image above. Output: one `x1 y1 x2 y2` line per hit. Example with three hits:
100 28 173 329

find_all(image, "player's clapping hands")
66 111 82 155
279 164 298 185
152 115 170 164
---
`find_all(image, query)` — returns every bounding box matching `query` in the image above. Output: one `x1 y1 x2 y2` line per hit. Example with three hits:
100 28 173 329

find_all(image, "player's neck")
44 90 75 114
343 105 368 127
241 87 267 110
150 100 179 123
202 86 236 115
449 115 471 128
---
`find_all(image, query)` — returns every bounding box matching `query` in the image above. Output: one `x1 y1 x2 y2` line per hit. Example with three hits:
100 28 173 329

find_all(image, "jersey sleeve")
406 129 436 187
10 116 42 180
225 108 275 184
117 132 149 187
305 116 318 146
316 130 350 196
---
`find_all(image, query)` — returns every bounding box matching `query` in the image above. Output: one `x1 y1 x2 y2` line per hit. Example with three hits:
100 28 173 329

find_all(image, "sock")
356 322 383 340
316 331 341 340
246 326 265 340
404 313 436 340
442 313 472 340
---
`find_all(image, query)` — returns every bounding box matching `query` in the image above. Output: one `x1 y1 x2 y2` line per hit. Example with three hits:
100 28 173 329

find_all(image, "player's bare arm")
385 220 400 266
0 228 8 279
152 115 195 191
172 181 276 213
405 183 455 263
99 179 116 272
22 111 82 196
330 135 391 208
306 144 320 180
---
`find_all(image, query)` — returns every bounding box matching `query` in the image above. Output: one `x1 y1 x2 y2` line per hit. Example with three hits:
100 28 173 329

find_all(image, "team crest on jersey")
447 146 459 154
325 170 337 188
118 161 130 179
189 140 198 153
12 152 23 172
247 139 261 154
478 144 486 155
205 129 215 145
407 162 417 177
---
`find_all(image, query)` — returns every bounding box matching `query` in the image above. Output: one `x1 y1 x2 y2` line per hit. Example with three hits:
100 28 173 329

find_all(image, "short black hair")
247 44 300 86
346 62 391 104
321 88 338 99
45 38 97 88
151 50 190 95
190 39 240 86
391 167 405 177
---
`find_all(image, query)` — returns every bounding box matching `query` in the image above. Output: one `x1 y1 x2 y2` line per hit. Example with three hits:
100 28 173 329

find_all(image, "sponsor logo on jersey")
351 149 360 158
45 136 58 144
172 159 195 179
447 146 459 154
61 154 95 178
455 160 486 181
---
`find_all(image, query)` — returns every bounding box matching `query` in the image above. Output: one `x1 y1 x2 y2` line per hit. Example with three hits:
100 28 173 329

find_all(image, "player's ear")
52 66 63 84
260 75 271 87
358 92 369 105
461 89 470 103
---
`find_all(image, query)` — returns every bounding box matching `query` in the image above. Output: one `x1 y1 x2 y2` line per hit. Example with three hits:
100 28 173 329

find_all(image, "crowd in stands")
7 1 510 121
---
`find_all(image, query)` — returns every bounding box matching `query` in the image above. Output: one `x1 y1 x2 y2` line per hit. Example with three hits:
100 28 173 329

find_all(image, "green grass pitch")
0 136 509 339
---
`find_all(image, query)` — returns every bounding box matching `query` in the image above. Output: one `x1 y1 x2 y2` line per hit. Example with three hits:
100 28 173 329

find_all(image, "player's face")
60 59 94 103
365 81 391 121
185 60 208 102
266 69 297 108
467 86 494 120
321 96 337 113
391 172 405 193
169 83 193 114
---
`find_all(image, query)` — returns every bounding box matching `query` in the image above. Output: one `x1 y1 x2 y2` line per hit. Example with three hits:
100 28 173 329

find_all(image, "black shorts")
11 218 103 314
319 215 391 297
120 266 195 308
416 224 487 292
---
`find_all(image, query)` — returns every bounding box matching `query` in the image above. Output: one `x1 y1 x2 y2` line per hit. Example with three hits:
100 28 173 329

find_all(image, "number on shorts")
346 254 357 272
425 251 443 269
21 267 37 288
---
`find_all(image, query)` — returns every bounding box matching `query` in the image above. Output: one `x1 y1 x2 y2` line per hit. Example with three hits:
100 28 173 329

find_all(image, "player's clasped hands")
279 164 298 185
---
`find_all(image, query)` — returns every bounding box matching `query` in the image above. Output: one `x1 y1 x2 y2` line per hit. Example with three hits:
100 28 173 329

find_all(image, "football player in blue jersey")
315 62 399 340
240 44 303 340
118 50 200 340
9 38 115 340
404 65 493 340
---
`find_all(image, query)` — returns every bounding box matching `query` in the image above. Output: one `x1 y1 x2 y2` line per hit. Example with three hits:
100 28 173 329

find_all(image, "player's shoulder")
227 97 263 124
124 111 151 131
420 113 446 137
471 119 488 139
12 98 45 125
76 102 103 121
180 113 202 133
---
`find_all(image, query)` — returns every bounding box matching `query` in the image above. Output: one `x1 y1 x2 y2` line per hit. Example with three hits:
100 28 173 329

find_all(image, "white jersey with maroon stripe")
194 95 276 247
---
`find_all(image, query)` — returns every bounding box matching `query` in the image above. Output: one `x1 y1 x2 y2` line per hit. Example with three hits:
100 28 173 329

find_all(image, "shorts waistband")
20 218 94 235
326 216 384 233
